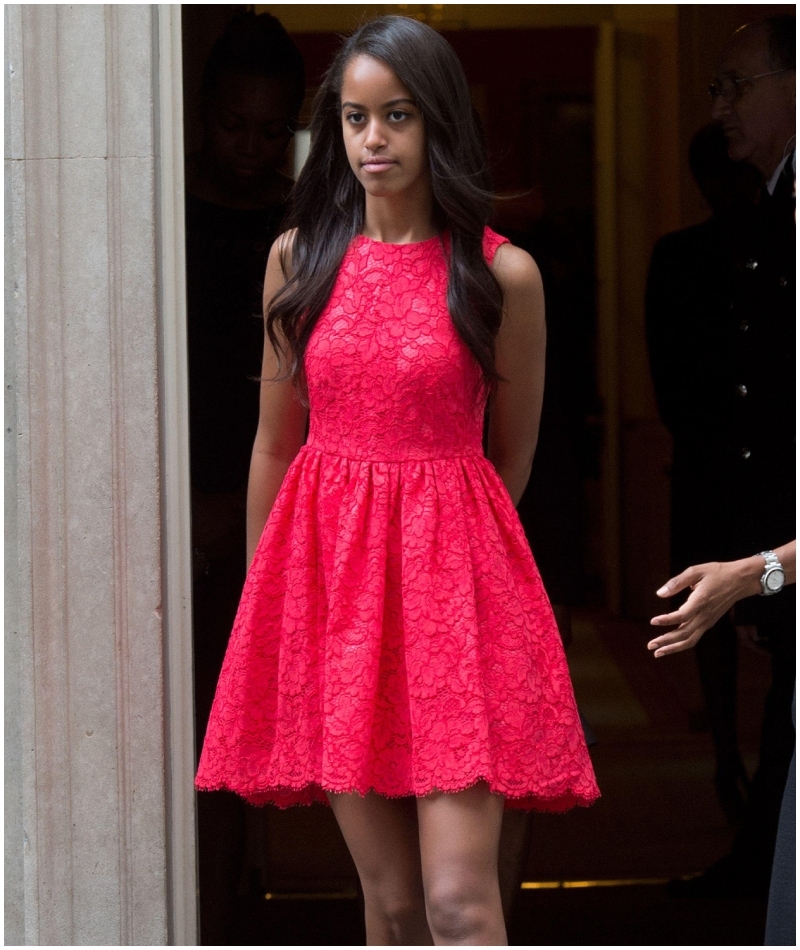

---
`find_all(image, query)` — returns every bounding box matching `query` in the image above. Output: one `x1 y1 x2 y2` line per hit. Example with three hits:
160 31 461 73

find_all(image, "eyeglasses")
708 69 789 102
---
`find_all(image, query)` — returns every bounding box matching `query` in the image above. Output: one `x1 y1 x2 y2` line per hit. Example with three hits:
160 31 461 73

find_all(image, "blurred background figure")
184 11 305 943
646 14 794 898
186 10 304 551
646 122 762 825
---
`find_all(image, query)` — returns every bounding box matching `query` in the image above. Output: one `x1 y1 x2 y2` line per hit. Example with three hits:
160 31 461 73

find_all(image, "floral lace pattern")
196 228 600 811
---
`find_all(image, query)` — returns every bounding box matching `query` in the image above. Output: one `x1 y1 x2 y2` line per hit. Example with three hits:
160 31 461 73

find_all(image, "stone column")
5 5 196 944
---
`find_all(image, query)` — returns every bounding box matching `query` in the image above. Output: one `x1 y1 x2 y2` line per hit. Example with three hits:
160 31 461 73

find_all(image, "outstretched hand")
647 560 758 658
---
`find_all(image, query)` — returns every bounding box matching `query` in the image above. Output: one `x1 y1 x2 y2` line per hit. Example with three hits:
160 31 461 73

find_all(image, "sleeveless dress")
195 227 600 812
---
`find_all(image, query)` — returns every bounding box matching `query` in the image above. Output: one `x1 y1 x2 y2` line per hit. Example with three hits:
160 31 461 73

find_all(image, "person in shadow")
185 11 304 943
646 14 795 898
646 122 762 825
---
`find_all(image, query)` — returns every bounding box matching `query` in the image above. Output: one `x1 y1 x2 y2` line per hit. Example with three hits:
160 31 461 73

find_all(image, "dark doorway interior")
182 6 312 943
181 8 772 946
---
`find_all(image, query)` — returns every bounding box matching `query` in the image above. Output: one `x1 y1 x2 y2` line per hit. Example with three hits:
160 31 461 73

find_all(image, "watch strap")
758 550 785 596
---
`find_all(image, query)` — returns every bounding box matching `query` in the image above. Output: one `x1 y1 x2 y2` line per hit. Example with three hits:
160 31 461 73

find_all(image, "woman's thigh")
416 781 505 883
417 782 505 874
416 783 507 943
327 791 424 894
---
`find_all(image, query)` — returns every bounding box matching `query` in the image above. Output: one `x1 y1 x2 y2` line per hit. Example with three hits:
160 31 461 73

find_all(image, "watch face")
766 569 785 592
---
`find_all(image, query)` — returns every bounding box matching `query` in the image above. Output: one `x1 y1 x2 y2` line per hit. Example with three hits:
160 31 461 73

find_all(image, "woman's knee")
424 879 488 942
362 882 427 941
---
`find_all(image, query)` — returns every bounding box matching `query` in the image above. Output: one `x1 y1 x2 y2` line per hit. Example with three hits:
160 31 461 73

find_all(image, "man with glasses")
662 16 795 903
710 19 795 189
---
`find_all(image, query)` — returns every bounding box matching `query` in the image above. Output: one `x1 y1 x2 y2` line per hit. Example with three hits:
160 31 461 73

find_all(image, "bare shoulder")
491 243 545 336
264 229 298 311
275 226 297 256
268 227 298 280
490 242 543 295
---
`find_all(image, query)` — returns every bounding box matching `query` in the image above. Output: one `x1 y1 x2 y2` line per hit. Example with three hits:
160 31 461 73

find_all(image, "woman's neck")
361 187 437 245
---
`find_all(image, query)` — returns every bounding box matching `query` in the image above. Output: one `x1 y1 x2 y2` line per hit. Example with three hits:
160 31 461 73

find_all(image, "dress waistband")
303 442 486 465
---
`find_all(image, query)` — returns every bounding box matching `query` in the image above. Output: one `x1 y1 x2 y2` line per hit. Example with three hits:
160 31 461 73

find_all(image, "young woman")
196 16 598 945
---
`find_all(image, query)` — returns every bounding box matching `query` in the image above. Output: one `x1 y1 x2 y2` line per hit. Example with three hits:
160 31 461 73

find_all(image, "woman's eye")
388 110 409 122
346 112 365 125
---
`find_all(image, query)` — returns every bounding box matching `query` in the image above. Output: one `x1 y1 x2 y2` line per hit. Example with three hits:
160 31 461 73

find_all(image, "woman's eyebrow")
341 97 416 111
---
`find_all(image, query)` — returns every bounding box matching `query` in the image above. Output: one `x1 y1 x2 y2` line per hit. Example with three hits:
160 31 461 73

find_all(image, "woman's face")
204 73 294 186
340 54 429 201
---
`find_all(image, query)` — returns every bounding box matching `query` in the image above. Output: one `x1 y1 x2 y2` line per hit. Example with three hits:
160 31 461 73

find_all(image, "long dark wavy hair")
267 15 503 392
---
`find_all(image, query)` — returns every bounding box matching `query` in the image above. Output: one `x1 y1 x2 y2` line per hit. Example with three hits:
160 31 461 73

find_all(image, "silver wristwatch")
759 551 786 596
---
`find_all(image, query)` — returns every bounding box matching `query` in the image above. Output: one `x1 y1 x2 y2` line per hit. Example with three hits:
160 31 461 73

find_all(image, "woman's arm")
246 233 308 567
486 244 546 506
647 540 796 658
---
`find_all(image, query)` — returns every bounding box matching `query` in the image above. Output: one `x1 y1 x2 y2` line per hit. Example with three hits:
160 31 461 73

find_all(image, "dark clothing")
694 614 742 792
646 158 795 891
729 622 795 884
646 169 795 623
765 690 796 946
185 192 286 494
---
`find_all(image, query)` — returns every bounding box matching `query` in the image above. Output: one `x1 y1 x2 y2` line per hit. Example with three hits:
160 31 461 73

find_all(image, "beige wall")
5 4 195 944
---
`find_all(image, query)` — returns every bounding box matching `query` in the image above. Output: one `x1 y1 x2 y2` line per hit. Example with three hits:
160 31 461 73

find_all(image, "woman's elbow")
489 453 535 506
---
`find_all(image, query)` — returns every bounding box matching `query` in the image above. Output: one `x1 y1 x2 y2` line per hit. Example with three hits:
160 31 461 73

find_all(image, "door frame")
156 5 198 945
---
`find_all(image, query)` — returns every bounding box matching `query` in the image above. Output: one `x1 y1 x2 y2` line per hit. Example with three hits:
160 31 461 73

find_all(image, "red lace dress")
195 227 600 811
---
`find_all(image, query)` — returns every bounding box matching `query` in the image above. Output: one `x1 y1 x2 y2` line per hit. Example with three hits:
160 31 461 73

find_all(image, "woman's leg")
417 782 507 946
328 792 433 946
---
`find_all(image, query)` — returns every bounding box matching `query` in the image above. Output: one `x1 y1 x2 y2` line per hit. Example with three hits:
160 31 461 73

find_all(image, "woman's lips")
362 159 396 173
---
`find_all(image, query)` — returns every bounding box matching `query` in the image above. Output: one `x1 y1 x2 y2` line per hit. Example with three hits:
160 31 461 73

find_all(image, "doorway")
181 9 609 943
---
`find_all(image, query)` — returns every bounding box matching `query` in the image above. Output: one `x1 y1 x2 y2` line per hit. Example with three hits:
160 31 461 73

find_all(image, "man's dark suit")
646 156 795 890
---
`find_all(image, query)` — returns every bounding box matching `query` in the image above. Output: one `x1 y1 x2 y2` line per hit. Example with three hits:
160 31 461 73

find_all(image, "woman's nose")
364 118 387 150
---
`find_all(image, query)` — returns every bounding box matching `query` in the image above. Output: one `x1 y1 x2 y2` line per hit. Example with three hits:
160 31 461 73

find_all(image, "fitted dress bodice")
306 233 485 462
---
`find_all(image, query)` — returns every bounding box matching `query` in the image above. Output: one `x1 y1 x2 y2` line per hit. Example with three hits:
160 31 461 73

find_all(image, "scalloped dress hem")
194 776 600 812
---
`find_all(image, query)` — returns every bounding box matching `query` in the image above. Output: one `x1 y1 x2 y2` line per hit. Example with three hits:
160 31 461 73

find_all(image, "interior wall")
256 4 674 32
614 17 679 620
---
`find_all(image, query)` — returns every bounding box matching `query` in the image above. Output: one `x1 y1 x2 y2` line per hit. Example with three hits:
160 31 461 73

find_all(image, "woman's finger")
655 564 707 598
650 592 708 627
652 631 702 657
647 624 694 650
650 608 687 626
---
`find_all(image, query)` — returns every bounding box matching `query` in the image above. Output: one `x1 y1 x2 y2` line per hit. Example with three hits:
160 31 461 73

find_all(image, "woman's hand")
647 557 764 658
